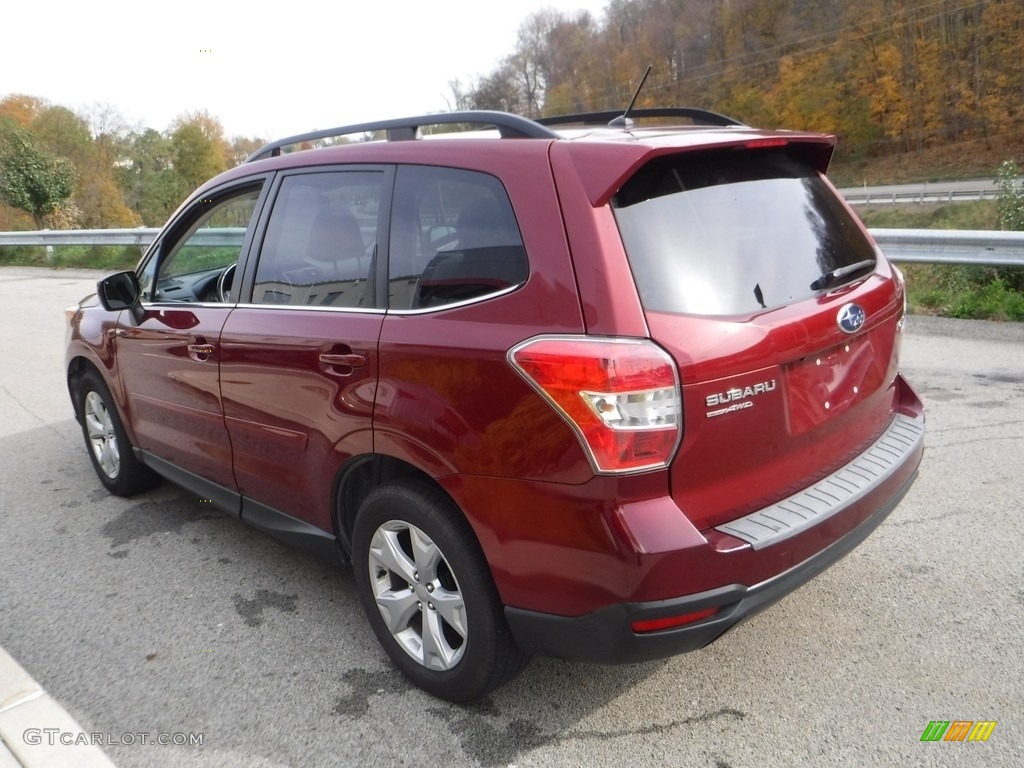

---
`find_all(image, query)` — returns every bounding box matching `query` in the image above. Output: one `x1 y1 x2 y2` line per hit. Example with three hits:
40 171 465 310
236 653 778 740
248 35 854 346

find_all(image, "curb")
0 646 115 767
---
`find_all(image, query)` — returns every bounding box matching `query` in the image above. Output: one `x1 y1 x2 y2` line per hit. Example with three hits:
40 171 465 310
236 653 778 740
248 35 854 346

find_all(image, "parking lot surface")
0 267 1020 767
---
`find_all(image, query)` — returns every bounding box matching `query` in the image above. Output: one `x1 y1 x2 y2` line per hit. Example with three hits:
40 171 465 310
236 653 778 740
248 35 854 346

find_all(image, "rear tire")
75 368 159 497
352 480 529 702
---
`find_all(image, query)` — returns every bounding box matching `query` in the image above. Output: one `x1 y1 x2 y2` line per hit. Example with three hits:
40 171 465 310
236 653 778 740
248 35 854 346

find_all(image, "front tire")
75 368 159 497
352 480 528 702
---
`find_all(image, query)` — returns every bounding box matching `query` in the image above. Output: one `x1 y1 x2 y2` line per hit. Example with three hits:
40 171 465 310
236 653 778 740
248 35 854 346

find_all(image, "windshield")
612 150 876 316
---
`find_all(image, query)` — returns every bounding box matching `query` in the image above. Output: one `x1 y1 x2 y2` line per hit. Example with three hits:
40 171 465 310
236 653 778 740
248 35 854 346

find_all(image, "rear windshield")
611 150 876 316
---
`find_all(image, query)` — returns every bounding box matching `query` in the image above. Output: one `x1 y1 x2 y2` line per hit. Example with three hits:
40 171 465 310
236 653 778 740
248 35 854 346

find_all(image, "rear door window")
612 150 876 316
387 166 528 310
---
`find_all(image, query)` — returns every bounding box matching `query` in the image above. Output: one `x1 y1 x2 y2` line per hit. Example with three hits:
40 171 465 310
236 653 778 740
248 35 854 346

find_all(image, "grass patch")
901 264 1024 321
0 245 48 266
858 200 998 230
950 279 1024 321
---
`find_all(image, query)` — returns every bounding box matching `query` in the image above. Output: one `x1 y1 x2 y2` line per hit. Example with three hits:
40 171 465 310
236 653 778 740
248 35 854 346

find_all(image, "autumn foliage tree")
458 0 1024 163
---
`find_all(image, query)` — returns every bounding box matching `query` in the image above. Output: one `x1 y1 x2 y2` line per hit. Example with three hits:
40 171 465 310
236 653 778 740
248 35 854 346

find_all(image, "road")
0 266 1021 767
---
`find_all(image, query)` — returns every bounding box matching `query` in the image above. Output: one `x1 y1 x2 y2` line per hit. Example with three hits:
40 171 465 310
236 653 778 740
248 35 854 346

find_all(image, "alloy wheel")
367 520 467 671
84 390 120 479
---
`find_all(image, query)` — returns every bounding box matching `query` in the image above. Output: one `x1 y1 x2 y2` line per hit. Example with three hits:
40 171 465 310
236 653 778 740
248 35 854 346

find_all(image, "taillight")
508 336 682 473
893 262 907 333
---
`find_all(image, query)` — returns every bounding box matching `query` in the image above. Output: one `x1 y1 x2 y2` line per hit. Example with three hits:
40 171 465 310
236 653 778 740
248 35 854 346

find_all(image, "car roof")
194 110 837 208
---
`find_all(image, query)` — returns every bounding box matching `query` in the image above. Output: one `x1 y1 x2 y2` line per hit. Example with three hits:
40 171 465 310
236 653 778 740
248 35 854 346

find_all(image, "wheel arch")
333 453 445 557
67 355 141 448
66 355 91 422
70 358 160 496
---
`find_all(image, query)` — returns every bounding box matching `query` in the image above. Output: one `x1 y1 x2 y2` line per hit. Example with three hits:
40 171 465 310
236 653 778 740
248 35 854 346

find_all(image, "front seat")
306 204 366 277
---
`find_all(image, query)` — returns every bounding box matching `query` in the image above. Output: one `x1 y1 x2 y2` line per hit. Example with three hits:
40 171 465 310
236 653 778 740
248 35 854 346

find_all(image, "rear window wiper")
810 259 876 291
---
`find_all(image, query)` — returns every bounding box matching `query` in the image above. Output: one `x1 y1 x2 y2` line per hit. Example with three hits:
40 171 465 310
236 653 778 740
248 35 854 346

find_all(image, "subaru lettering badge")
837 303 866 334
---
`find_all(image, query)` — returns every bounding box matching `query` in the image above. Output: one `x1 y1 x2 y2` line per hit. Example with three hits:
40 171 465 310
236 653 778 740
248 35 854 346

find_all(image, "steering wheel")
216 263 237 303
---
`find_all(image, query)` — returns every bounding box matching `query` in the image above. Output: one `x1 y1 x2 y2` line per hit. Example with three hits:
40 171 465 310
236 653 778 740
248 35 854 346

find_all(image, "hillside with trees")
452 0 1023 176
0 0 1021 232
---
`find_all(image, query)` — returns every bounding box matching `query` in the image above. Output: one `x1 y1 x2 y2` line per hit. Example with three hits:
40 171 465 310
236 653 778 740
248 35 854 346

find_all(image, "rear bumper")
715 412 923 549
506 464 918 663
503 391 924 664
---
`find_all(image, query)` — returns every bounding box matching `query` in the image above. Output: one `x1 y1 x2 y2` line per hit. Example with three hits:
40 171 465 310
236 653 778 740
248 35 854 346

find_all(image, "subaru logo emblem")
837 304 866 334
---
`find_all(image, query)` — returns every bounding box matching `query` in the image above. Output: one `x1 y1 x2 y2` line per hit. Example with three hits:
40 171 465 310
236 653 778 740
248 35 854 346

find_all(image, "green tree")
993 160 1024 292
996 160 1024 231
170 112 228 190
118 128 183 225
32 106 92 165
0 118 77 228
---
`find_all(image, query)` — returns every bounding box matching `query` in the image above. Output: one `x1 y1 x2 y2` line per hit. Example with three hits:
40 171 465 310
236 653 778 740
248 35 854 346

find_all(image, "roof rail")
537 107 745 129
245 111 559 163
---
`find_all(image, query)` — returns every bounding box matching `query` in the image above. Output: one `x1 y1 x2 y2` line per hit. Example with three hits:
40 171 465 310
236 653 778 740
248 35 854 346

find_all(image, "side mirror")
97 271 144 323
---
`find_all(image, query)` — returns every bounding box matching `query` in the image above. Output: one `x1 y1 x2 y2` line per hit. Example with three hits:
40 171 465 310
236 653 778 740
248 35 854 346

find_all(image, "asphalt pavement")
0 269 119 767
0 266 1021 767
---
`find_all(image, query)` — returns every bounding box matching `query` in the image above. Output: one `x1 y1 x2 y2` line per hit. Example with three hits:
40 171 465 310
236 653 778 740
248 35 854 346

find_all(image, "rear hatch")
610 143 906 530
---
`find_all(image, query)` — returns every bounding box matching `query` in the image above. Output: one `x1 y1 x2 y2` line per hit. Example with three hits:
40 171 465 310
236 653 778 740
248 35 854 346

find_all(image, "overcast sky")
3 0 609 140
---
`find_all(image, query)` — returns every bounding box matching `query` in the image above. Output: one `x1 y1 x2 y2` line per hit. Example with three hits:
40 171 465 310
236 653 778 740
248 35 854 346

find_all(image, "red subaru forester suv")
66 109 924 701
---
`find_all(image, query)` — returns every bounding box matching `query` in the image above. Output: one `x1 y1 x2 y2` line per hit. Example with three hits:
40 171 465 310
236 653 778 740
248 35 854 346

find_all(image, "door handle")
319 353 366 368
188 343 216 356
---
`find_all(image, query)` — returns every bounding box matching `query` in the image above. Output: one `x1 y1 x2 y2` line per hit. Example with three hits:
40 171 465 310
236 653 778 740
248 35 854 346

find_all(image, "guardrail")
842 189 1001 206
0 227 1022 267
838 177 1021 206
0 227 159 247
869 229 1024 266
0 228 243 247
